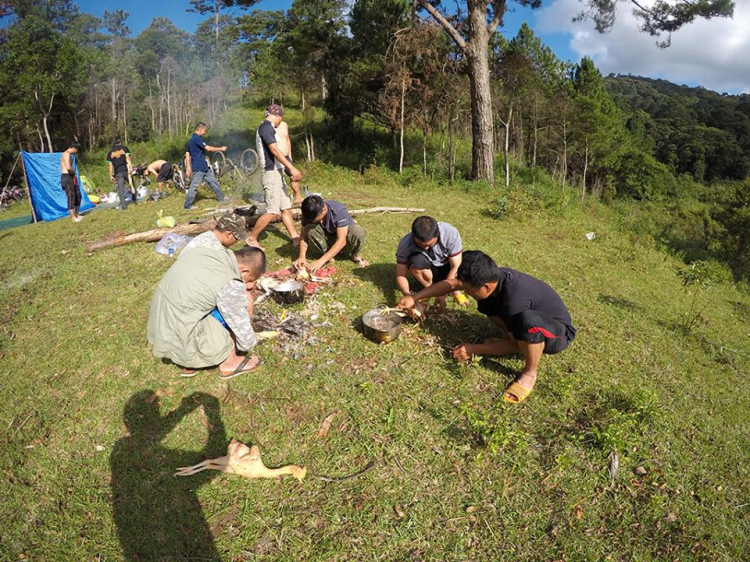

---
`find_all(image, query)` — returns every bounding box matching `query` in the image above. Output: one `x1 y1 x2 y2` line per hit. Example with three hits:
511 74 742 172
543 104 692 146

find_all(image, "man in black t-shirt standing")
107 136 135 210
398 250 575 404
245 104 302 249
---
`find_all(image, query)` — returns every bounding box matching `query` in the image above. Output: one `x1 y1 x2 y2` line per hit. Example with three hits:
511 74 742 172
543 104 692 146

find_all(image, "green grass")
1 122 749 561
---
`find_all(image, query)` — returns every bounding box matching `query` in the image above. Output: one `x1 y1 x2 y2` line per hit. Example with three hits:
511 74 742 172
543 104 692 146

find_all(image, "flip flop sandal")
503 381 532 404
352 257 369 267
218 355 262 380
180 369 199 378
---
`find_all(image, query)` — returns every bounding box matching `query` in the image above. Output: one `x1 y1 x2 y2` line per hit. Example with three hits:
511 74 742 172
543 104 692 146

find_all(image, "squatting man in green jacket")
147 216 265 380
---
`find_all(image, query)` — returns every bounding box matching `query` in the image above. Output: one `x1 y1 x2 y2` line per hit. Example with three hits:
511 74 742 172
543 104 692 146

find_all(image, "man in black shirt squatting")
398 251 575 404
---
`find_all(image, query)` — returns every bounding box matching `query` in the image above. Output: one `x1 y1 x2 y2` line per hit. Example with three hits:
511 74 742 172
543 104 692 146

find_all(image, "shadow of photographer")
111 390 227 561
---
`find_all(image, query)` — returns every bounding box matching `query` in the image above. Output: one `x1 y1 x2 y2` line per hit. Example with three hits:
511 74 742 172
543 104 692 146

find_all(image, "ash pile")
253 308 326 359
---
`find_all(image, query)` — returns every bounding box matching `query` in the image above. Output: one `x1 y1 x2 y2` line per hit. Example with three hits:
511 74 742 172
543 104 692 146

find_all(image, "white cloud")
536 0 750 93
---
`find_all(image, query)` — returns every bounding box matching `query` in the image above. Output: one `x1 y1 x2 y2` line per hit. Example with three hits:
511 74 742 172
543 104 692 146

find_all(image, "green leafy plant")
487 196 509 220
676 260 732 330
460 403 526 460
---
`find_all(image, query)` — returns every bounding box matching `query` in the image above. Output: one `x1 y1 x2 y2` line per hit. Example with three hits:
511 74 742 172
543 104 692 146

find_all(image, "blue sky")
76 0 579 62
74 0 748 94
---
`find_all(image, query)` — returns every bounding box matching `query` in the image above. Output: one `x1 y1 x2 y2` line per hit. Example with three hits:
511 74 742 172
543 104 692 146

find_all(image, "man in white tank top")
274 120 303 204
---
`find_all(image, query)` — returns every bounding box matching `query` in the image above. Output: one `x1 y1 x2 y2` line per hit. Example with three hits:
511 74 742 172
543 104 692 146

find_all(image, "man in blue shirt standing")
184 122 228 210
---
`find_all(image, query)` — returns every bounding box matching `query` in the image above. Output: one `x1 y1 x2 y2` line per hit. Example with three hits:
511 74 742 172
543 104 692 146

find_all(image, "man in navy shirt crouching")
398 250 575 404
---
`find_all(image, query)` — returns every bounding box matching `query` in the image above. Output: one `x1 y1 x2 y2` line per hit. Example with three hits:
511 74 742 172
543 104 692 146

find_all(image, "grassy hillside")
1 112 749 561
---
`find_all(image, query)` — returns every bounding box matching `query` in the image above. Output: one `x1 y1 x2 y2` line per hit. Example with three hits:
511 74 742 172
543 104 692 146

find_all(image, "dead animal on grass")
175 439 307 481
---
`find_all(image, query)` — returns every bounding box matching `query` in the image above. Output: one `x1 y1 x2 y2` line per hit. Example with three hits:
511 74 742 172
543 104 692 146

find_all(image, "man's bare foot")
218 355 261 379
245 237 263 249
504 371 537 403
352 256 369 267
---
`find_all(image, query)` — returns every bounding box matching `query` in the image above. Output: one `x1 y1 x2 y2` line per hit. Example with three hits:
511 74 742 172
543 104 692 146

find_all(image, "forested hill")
605 75 750 182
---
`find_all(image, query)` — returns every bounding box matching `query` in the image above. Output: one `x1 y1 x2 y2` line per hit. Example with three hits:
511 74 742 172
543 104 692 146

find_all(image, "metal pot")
272 279 305 305
362 309 403 344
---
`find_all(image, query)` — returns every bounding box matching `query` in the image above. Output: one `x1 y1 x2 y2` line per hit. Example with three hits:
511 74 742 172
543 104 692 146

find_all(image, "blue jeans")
184 168 225 208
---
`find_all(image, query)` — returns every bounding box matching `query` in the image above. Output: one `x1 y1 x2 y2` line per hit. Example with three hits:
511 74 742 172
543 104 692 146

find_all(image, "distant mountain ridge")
604 75 750 182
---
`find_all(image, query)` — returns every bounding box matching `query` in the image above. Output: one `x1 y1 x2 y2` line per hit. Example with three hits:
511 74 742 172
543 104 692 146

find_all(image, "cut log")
85 207 425 252
85 220 216 252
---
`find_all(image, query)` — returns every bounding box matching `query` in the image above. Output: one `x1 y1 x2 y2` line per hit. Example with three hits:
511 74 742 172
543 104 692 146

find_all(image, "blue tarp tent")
22 151 94 222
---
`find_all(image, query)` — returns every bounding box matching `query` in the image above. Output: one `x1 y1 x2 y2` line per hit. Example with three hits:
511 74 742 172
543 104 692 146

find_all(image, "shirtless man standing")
60 142 83 223
141 159 173 194
275 121 303 204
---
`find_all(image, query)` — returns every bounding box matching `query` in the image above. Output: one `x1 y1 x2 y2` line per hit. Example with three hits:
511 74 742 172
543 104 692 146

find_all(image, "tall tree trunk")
167 69 172 136
156 73 163 135
532 114 539 167
215 0 220 49
34 90 55 152
422 130 427 176
516 112 524 160
148 83 156 134
502 102 512 187
399 78 406 174
123 98 129 145
562 119 568 190
321 75 327 100
466 43 494 184
111 77 117 133
581 135 589 201
448 114 456 182
417 0 502 185
42 115 53 153
36 125 45 153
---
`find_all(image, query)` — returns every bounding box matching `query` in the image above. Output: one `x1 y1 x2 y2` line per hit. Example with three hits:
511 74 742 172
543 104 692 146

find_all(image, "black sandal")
218 355 262 380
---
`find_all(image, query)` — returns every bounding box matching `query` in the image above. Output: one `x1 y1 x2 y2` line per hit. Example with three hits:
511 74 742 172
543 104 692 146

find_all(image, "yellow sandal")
503 381 532 404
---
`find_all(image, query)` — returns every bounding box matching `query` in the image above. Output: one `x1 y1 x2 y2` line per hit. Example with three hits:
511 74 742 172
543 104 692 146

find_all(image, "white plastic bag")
155 233 191 256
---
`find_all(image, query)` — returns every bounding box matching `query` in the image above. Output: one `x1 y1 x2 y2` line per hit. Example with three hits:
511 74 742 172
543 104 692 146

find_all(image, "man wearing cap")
181 213 248 255
184 122 228 210
245 104 302 248
148 213 265 380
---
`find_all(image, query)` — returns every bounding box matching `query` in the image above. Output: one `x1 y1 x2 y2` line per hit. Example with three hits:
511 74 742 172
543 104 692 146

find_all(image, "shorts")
507 310 573 355
61 174 81 209
156 162 173 183
406 252 451 283
261 169 292 216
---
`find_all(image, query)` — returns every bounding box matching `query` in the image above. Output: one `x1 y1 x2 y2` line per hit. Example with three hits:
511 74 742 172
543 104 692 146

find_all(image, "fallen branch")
85 219 216 252
85 207 425 252
241 206 426 228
